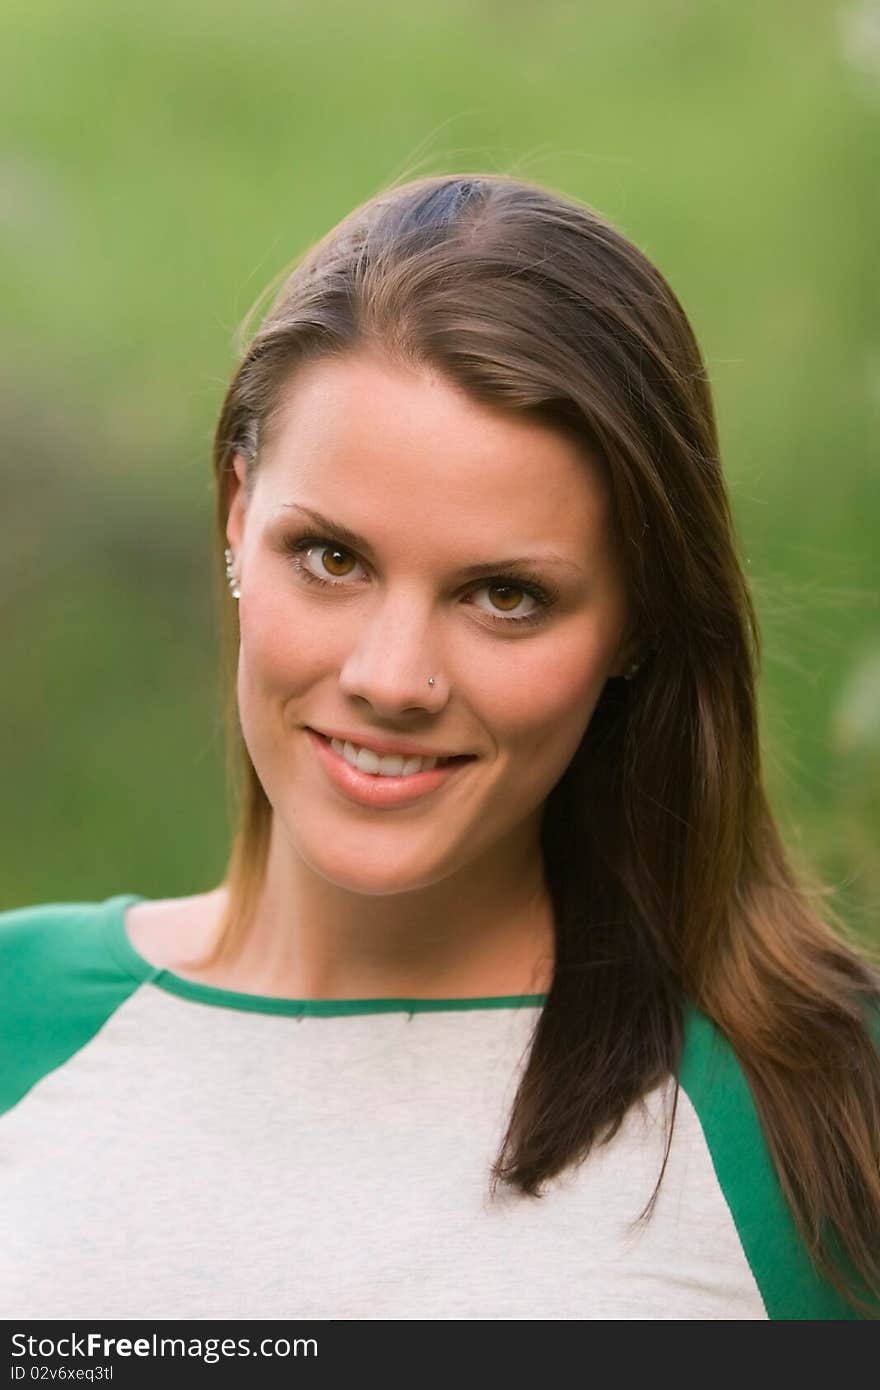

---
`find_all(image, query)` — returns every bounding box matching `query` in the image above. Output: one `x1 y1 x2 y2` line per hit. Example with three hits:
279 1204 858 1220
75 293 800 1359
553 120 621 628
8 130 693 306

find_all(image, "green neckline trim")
104 895 548 1018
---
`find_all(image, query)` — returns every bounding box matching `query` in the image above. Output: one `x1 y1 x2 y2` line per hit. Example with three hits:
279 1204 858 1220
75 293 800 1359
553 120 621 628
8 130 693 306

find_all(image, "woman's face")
226 350 635 896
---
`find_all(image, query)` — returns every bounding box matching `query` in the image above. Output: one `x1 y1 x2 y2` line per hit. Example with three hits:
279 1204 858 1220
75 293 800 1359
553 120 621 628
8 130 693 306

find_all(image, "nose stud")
427 677 435 687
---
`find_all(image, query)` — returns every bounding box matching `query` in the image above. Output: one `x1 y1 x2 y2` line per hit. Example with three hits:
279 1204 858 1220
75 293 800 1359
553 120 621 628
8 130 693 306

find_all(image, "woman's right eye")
283 535 363 585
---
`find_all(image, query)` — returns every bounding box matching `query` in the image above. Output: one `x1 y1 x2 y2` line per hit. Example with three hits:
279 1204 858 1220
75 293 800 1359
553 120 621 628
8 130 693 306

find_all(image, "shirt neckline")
102 893 549 1018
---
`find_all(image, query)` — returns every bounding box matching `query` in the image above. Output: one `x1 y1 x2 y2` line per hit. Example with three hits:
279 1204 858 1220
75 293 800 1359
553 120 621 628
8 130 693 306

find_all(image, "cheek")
236 583 329 694
480 628 613 785
234 585 335 769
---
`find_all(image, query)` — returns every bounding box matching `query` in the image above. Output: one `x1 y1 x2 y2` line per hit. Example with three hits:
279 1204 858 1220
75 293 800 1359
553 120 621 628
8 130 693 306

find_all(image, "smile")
306 728 475 809
328 736 459 777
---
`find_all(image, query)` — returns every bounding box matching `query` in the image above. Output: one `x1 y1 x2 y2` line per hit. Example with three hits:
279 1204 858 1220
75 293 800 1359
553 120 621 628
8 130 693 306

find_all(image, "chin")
297 833 454 898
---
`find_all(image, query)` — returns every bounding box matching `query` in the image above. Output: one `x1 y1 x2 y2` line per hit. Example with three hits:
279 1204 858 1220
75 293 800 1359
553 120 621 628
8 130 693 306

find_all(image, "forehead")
257 352 617 559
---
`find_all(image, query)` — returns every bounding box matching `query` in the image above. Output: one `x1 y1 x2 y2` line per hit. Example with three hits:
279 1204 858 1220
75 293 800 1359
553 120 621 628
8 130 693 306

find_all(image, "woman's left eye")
469 583 546 624
282 535 554 627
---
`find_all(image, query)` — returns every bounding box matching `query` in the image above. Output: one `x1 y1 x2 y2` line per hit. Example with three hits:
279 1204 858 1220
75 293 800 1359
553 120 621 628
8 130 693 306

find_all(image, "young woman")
2 173 878 1321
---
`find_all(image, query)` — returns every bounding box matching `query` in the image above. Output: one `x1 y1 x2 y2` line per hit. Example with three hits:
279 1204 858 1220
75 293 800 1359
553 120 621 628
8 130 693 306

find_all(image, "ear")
225 453 249 554
607 649 637 681
607 625 644 681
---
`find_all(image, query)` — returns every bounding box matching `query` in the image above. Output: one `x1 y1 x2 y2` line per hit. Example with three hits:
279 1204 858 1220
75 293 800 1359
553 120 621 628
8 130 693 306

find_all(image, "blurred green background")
2 0 878 945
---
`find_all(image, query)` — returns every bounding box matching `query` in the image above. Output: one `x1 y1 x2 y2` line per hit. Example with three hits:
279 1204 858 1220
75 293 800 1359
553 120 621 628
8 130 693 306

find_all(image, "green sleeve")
0 897 143 1116
680 1001 877 1320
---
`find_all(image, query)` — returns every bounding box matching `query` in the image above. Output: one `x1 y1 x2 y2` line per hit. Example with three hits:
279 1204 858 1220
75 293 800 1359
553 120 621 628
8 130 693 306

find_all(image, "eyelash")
281 534 558 629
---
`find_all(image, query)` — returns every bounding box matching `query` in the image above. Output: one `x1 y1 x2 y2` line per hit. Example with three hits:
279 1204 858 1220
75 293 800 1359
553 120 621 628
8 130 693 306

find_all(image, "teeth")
329 736 442 777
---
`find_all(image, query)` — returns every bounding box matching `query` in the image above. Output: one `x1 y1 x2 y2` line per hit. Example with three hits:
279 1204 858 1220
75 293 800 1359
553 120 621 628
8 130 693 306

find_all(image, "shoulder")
679 996 880 1117
1 896 113 965
0 894 148 1117
677 1001 870 1320
123 889 227 975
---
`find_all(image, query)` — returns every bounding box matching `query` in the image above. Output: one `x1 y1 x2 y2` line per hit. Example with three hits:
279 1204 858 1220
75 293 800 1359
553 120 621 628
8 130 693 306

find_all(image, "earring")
623 644 657 679
224 546 240 599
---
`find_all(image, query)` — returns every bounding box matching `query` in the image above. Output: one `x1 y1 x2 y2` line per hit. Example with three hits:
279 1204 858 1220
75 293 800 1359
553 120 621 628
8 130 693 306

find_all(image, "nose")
337 592 449 715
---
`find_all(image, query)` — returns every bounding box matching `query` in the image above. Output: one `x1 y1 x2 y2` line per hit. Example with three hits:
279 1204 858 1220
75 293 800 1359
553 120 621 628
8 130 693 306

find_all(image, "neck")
201 812 556 1001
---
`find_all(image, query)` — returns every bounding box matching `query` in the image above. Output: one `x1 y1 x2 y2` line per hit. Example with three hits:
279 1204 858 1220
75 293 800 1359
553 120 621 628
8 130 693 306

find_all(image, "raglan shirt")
0 894 867 1320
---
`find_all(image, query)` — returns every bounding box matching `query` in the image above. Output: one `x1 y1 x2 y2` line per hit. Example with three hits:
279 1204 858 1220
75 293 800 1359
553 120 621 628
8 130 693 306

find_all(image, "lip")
306 727 474 809
307 726 467 761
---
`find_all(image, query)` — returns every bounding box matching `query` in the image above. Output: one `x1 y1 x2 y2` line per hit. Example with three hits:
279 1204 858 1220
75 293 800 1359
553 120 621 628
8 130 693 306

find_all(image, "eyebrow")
278 504 586 580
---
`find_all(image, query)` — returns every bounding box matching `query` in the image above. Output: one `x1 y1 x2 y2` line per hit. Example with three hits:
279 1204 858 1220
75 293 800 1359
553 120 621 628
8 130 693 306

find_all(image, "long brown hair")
205 173 880 1314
